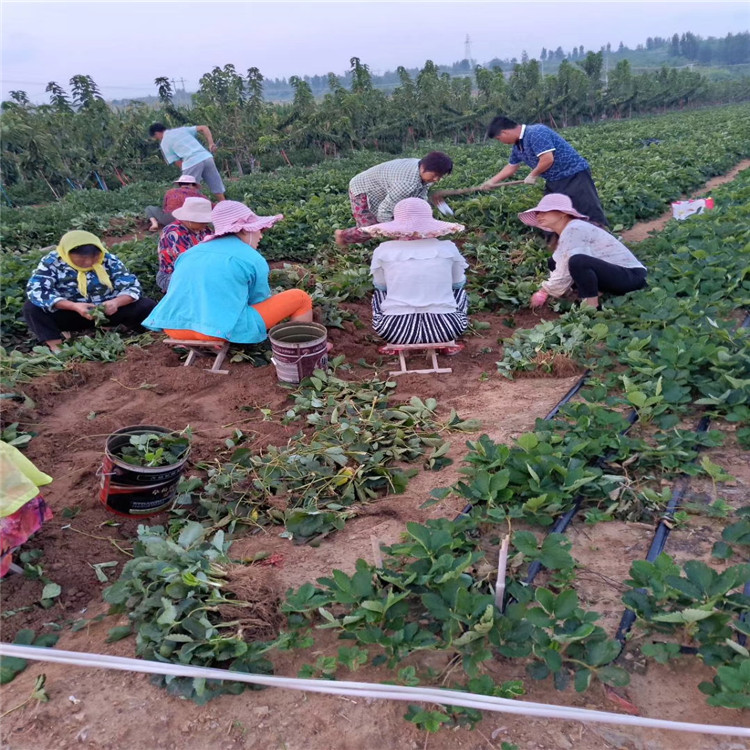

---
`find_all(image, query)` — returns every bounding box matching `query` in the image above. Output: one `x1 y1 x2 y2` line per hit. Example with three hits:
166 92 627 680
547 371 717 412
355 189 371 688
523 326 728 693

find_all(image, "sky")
2 0 749 103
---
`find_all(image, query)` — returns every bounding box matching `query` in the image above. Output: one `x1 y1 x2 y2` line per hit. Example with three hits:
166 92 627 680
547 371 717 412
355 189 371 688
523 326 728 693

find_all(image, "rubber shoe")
437 343 465 356
378 344 399 356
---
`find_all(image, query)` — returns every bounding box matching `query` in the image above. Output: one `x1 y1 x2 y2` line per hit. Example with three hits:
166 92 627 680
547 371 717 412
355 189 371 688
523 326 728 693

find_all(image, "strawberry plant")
103 523 291 704
115 431 190 468
622 554 750 709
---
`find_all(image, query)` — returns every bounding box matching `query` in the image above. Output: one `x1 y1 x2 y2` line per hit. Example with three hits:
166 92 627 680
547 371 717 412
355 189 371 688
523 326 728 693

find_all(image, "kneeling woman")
23 230 156 352
519 194 647 310
142 201 313 344
364 198 469 355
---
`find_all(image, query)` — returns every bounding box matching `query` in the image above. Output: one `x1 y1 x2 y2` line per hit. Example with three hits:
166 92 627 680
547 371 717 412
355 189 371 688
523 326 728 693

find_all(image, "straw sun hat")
363 198 464 239
517 193 589 228
204 200 284 241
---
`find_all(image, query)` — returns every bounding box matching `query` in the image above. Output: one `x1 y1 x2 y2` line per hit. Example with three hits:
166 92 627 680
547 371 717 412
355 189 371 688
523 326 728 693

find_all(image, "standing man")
334 151 453 246
482 116 608 227
149 123 226 201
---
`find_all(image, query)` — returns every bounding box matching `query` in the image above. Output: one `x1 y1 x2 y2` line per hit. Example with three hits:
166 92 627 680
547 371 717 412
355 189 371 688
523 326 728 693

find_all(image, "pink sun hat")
204 200 284 241
362 197 464 240
518 193 588 228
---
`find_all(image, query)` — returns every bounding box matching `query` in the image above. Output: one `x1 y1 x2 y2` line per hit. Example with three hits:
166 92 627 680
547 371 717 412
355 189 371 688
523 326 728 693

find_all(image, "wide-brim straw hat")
174 175 199 185
172 196 213 223
518 193 589 228
362 197 464 240
204 200 283 241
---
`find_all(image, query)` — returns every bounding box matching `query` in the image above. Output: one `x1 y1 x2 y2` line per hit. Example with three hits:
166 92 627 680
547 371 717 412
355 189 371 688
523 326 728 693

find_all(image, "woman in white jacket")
364 198 469 356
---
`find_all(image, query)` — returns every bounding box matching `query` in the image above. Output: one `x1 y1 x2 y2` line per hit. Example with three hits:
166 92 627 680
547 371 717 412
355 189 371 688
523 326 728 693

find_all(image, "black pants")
568 255 647 299
23 298 157 343
546 170 608 227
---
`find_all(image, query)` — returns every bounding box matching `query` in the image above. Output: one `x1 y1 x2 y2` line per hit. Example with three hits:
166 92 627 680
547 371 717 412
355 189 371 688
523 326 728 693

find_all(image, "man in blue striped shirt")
482 116 607 227
149 123 226 201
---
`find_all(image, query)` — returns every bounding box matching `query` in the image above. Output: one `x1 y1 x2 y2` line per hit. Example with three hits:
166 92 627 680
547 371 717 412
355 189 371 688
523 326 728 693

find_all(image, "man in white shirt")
149 123 225 201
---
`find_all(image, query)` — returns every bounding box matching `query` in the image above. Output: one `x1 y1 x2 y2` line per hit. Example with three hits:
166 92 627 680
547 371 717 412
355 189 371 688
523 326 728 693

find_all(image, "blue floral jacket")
26 251 142 313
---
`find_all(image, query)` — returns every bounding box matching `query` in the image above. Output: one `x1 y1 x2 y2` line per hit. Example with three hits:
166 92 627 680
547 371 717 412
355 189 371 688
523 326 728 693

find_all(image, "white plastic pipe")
1 644 747 737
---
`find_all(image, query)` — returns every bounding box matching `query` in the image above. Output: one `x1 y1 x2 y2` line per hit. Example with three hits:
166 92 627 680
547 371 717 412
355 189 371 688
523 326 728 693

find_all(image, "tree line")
2 50 749 205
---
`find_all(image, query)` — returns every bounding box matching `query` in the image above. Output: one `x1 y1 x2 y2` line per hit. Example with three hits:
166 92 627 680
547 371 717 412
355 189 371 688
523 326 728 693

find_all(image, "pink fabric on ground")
0 495 53 577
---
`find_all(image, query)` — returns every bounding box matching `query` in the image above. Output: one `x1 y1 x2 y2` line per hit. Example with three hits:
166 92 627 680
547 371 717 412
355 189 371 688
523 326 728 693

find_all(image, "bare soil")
2 169 749 749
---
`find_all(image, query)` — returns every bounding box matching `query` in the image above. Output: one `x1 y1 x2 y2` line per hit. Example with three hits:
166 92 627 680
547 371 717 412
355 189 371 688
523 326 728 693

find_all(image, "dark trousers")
23 298 157 343
546 170 608 227
568 255 647 299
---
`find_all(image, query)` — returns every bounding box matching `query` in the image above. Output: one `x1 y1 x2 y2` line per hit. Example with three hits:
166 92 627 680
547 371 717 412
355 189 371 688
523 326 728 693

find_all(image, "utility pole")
464 34 475 67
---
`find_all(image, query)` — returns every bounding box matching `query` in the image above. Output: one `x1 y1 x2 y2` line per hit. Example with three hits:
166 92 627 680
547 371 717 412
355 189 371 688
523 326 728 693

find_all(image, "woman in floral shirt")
156 197 212 291
23 230 156 352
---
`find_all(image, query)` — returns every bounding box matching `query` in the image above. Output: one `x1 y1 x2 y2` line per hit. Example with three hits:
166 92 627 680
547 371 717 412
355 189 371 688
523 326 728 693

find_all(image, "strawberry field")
1 105 749 750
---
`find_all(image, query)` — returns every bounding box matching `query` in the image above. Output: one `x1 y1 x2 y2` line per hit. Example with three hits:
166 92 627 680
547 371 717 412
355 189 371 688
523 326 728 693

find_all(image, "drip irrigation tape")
614 416 710 649
543 370 591 420
520 409 640 590
738 581 750 648
1 644 747 737
452 371 592 522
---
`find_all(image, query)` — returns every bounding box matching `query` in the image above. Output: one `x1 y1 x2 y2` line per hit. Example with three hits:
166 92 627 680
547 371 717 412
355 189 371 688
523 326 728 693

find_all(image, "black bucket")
99 425 190 517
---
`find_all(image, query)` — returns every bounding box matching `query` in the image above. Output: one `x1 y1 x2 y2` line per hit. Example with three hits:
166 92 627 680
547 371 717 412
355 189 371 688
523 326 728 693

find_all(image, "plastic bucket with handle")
268 322 328 384
99 425 190 516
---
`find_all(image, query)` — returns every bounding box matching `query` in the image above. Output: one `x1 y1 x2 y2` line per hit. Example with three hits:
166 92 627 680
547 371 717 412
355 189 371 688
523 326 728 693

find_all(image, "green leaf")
517 433 539 452
597 665 630 687
553 589 578 619
41 583 61 600
711 541 733 560
177 521 206 549
106 625 133 643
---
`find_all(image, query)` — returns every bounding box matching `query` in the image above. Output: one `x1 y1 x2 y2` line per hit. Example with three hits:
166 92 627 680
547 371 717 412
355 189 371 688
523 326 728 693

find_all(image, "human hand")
480 180 496 191
73 302 96 320
524 174 538 186
101 299 120 316
209 143 218 153
530 290 549 309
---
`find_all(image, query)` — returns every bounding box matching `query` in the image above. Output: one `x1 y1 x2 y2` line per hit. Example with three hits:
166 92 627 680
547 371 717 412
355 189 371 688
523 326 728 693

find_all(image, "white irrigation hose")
1 644 747 737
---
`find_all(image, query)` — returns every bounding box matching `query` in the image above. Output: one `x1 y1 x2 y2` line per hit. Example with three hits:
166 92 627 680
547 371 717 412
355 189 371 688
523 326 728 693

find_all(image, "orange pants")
165 289 312 342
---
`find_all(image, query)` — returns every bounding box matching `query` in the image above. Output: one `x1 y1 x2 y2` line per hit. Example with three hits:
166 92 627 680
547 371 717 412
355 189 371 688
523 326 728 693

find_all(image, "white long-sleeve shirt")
543 220 645 297
370 238 468 315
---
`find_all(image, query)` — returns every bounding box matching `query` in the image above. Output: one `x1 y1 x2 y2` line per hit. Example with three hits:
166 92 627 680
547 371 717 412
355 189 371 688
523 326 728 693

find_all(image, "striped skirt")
371 288 469 345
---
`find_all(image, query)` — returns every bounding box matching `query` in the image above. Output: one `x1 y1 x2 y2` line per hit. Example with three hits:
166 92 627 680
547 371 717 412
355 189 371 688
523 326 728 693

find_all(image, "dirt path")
620 158 750 243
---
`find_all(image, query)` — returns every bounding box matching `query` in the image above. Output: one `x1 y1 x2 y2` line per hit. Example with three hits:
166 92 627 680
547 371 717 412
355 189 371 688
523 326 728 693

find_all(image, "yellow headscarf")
0 441 53 518
57 230 113 298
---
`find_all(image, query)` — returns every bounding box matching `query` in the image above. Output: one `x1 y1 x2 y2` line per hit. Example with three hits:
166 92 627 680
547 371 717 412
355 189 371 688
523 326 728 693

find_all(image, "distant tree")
670 33 681 57
70 75 104 110
541 47 548 61
46 82 73 113
154 77 173 105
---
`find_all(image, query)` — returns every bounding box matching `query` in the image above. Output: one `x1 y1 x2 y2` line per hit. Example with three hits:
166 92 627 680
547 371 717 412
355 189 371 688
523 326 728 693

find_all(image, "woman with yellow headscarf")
23 230 156 352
